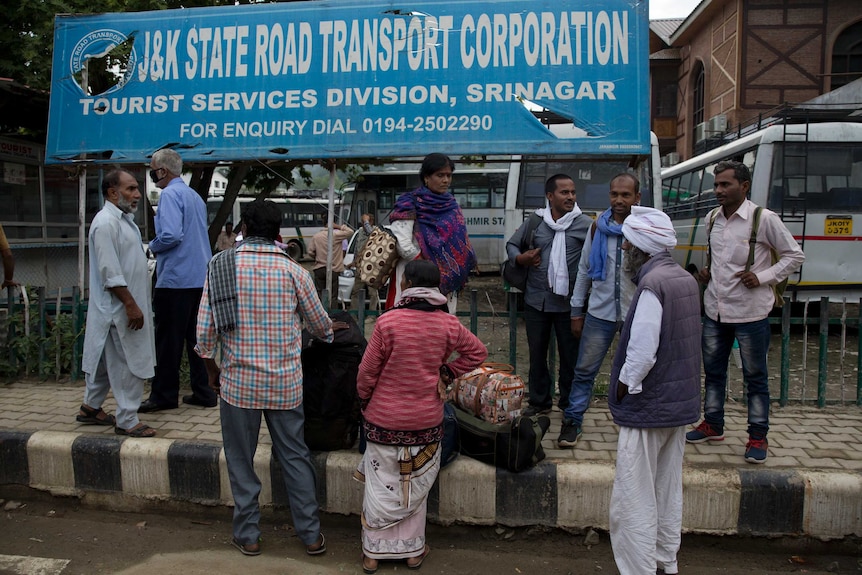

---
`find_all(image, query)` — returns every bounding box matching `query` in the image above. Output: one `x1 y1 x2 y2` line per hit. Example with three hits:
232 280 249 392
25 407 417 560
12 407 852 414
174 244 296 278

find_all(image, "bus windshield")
515 157 655 214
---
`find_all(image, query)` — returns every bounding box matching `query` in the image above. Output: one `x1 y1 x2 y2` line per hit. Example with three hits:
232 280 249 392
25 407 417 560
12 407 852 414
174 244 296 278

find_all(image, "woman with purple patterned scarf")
385 153 477 313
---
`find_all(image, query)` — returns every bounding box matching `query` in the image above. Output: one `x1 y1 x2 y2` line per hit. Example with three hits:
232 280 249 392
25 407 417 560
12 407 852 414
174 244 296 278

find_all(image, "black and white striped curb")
2 430 860 540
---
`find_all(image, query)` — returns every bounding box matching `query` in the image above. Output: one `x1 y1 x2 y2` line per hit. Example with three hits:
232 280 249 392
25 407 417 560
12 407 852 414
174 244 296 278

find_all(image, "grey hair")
623 244 650 275
152 148 183 176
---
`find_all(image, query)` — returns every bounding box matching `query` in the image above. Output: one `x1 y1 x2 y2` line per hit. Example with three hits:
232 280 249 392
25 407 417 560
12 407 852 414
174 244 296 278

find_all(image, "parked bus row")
206 196 341 261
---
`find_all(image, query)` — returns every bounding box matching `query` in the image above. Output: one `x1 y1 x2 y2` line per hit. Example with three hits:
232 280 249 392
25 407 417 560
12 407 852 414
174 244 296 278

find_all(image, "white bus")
206 196 341 260
661 120 862 302
341 133 661 273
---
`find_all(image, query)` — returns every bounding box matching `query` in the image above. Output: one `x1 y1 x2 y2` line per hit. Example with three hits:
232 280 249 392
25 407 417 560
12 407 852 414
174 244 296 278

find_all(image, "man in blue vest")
607 207 702 575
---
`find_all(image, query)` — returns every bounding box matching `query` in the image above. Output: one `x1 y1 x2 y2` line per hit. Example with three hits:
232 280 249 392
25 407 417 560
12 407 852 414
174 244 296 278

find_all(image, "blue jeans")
524 304 579 410
220 400 322 547
563 314 620 426
702 316 771 438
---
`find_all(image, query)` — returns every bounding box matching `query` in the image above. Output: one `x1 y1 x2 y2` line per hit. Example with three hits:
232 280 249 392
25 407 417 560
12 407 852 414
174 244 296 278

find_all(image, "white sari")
358 442 441 560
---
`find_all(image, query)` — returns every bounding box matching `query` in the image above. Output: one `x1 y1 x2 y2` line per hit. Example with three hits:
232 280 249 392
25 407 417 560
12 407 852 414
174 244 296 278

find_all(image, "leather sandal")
76 404 116 426
361 553 378 574
306 532 326 555
115 423 157 438
406 545 430 570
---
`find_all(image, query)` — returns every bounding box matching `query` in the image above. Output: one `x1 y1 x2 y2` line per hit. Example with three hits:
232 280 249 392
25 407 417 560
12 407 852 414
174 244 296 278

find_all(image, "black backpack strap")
705 208 720 269
521 212 542 252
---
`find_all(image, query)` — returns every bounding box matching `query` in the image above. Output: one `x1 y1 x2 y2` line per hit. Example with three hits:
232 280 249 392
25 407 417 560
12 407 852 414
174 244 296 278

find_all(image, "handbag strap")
480 362 514 374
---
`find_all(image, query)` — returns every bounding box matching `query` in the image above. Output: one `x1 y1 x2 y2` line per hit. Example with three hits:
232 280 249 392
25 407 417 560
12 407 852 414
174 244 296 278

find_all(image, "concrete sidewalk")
1 380 861 539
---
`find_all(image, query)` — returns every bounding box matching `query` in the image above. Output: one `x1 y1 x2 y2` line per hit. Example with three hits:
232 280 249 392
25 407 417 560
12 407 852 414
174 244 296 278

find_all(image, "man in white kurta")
80 170 157 437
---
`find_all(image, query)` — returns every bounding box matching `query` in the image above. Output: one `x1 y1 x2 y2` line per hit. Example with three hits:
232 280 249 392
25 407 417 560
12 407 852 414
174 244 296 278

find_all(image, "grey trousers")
220 399 322 547
83 326 145 431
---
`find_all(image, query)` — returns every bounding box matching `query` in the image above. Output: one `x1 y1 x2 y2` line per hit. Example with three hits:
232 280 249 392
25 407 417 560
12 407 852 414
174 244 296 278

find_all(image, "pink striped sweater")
357 308 487 432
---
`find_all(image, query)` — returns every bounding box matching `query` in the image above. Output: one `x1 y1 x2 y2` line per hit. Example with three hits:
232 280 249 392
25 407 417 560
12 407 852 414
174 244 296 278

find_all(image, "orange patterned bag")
451 362 525 424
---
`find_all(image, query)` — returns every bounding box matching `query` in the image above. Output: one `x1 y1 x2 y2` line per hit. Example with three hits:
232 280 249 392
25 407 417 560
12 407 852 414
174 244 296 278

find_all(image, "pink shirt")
307 225 353 272
704 200 804 323
357 308 487 431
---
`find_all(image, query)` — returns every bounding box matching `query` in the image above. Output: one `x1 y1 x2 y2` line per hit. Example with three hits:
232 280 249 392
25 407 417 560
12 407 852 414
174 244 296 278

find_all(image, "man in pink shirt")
686 161 804 464
307 221 353 306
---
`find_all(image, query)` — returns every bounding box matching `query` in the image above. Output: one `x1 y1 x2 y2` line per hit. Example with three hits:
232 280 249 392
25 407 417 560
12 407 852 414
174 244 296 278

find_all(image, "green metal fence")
3 285 860 407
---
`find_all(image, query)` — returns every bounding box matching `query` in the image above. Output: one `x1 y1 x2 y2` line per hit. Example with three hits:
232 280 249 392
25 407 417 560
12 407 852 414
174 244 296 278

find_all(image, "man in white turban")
607 205 702 575
621 205 677 257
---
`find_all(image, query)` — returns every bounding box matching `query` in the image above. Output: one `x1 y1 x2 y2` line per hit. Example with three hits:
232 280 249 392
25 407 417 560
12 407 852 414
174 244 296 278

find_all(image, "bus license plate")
824 217 852 236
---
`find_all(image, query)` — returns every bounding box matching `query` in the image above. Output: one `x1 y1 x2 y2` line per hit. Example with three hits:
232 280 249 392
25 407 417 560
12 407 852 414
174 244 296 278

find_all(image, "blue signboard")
46 0 650 164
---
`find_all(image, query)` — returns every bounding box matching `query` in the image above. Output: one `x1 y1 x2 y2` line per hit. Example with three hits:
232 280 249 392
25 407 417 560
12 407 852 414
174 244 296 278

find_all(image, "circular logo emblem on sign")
70 29 137 96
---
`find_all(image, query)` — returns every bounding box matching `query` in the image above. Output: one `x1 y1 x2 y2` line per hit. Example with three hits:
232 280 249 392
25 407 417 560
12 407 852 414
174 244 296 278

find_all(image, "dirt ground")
1 489 860 575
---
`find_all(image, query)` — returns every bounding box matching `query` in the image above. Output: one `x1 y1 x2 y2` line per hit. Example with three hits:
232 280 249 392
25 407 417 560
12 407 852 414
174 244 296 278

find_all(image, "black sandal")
76 404 116 426
115 423 156 438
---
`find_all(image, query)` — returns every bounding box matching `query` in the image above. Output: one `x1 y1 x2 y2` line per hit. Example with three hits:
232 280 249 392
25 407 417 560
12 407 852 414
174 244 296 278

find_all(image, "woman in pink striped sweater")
356 260 487 573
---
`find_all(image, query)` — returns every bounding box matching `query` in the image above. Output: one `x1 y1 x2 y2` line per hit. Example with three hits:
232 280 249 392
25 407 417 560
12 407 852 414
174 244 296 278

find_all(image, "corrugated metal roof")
650 48 682 60
650 18 684 44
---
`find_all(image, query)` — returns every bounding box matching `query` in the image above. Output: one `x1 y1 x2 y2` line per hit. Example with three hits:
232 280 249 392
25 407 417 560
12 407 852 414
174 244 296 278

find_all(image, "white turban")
622 206 677 255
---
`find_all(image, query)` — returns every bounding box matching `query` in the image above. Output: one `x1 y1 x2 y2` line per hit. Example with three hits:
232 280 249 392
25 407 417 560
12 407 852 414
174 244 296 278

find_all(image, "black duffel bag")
452 404 550 472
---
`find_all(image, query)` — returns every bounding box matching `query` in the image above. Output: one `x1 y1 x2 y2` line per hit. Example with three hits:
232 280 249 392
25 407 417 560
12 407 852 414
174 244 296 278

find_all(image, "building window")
831 21 862 90
692 64 705 127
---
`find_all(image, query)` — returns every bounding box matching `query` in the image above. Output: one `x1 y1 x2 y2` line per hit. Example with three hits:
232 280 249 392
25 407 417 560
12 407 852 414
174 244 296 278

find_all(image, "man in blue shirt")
558 173 641 447
140 149 216 412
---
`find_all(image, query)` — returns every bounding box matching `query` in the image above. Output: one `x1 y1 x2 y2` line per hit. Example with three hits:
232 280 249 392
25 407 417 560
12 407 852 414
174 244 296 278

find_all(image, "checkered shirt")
196 242 333 410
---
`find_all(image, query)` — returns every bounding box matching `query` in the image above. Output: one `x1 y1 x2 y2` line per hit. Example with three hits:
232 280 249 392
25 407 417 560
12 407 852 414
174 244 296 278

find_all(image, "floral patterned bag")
450 362 525 424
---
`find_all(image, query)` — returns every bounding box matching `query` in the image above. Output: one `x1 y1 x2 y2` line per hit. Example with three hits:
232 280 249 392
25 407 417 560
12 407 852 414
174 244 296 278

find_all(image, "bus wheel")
287 241 303 261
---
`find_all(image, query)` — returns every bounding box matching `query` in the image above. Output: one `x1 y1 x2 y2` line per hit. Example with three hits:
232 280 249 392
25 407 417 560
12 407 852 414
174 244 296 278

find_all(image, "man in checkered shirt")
196 199 334 557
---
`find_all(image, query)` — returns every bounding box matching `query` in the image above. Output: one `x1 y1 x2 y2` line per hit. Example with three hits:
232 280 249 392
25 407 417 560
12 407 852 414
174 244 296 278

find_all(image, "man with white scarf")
606 207 702 575
505 174 591 416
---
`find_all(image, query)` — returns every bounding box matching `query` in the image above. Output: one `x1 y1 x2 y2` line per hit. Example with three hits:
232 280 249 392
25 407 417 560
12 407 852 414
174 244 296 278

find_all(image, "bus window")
700 163 716 194
678 171 697 203
663 175 680 207
517 158 654 213
491 187 505 208
770 143 862 211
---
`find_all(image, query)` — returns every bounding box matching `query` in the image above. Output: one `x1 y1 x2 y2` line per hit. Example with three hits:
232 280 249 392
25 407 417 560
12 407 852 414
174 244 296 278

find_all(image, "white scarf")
535 203 582 296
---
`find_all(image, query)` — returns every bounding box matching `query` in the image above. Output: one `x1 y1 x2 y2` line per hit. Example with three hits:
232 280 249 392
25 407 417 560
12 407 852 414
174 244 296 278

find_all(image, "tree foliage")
3 0 367 243
0 0 267 91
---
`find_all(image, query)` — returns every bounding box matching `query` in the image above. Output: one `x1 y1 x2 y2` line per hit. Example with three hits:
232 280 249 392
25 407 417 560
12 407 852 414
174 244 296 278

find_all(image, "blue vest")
609 252 702 428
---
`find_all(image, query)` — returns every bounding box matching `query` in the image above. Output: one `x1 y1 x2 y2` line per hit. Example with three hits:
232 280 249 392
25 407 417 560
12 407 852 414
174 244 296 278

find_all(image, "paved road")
1 495 859 575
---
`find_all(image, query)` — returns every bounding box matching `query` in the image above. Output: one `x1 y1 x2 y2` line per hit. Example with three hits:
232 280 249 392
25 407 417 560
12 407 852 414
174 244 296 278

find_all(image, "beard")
117 196 138 214
623 245 650 276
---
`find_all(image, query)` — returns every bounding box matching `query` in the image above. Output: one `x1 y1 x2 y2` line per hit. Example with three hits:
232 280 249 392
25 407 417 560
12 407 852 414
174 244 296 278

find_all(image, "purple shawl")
390 187 477 295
